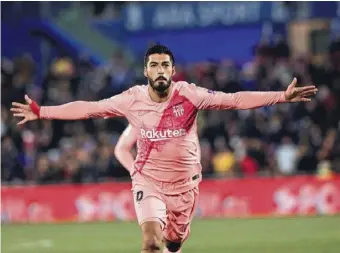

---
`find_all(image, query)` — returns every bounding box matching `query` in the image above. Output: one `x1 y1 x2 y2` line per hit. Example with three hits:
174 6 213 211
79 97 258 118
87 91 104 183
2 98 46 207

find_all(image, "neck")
148 85 172 103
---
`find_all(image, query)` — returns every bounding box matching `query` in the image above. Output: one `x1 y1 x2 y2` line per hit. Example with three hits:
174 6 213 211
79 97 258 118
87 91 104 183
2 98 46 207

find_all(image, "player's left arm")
114 124 137 173
192 78 318 110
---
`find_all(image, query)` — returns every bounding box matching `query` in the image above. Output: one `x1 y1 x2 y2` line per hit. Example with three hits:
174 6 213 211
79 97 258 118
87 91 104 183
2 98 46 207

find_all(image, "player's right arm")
114 124 137 172
11 89 134 125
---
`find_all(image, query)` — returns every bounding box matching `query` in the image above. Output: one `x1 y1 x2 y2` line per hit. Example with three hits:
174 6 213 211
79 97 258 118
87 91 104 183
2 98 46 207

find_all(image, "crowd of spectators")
2 37 340 185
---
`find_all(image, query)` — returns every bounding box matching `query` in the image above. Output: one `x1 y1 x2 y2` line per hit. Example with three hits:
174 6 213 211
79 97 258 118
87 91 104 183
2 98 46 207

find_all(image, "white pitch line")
8 239 54 252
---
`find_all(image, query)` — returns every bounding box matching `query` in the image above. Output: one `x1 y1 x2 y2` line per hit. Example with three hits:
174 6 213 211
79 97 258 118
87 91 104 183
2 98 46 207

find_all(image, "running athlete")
11 44 318 253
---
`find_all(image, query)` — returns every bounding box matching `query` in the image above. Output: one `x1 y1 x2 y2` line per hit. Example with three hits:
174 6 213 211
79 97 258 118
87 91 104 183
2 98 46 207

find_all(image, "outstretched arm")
11 90 133 125
114 124 137 173
192 78 318 110
39 98 125 120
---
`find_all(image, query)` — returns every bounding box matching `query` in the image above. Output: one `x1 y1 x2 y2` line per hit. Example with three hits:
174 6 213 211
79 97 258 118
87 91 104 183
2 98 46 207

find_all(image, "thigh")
163 187 199 243
133 184 167 230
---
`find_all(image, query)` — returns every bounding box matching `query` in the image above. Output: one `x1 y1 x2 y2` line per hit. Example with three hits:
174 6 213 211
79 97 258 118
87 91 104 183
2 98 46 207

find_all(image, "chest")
127 97 197 131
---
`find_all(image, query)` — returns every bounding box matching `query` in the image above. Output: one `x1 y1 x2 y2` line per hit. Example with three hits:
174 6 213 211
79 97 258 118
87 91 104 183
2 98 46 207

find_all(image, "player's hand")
284 78 318 102
11 95 40 125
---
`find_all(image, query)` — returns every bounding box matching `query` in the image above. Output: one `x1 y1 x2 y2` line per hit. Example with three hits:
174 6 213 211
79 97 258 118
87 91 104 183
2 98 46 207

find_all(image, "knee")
165 240 182 252
142 222 163 251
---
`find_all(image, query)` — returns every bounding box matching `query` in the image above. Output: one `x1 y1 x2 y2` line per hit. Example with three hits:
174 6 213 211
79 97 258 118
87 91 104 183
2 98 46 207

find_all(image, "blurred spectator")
240 152 259 177
200 139 213 176
212 137 235 177
35 153 56 184
1 35 340 185
1 136 25 182
275 136 298 175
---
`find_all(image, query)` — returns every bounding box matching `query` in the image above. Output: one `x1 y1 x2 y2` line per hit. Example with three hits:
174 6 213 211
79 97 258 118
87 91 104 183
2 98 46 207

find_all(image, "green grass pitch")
2 216 340 253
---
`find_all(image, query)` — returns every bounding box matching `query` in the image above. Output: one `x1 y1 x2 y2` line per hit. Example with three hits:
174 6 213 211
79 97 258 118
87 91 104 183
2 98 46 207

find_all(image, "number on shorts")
136 191 143 202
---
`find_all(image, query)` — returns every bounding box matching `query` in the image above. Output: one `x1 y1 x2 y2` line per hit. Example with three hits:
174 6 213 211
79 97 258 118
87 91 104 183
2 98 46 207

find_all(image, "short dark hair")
144 44 175 67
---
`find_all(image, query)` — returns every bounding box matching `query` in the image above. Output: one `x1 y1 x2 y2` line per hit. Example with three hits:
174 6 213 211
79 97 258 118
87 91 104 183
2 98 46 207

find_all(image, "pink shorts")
133 183 199 243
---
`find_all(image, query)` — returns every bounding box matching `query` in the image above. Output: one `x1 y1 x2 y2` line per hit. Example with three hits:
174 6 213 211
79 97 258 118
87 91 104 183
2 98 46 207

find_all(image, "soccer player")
11 45 318 253
115 125 185 253
114 125 184 253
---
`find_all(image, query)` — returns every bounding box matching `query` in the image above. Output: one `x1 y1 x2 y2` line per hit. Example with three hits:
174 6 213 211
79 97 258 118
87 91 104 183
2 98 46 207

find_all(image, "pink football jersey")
40 81 286 193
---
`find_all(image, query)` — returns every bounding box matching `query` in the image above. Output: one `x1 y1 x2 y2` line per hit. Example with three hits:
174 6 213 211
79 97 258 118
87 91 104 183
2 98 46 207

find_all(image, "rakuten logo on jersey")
140 128 186 141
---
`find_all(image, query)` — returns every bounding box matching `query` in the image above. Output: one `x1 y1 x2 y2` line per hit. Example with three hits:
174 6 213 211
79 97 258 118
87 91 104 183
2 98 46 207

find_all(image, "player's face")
144 54 175 93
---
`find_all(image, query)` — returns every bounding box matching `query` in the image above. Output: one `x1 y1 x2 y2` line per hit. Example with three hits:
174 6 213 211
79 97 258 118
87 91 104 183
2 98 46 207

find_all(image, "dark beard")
148 77 172 95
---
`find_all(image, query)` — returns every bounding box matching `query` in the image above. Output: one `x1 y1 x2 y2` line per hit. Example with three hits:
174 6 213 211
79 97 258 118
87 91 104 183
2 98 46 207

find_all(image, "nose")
157 65 164 74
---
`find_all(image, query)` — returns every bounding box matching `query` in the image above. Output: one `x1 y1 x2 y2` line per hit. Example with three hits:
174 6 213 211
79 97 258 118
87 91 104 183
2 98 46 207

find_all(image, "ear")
144 67 147 78
172 66 176 77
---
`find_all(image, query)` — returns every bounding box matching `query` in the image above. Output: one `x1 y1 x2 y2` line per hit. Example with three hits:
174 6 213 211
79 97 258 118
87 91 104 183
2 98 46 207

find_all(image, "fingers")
11 102 29 110
11 96 36 126
289 77 297 87
11 95 33 109
293 88 317 102
13 113 25 117
296 86 317 92
10 108 24 113
12 112 27 124
17 118 28 125
25 94 33 105
299 89 318 97
289 77 318 92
